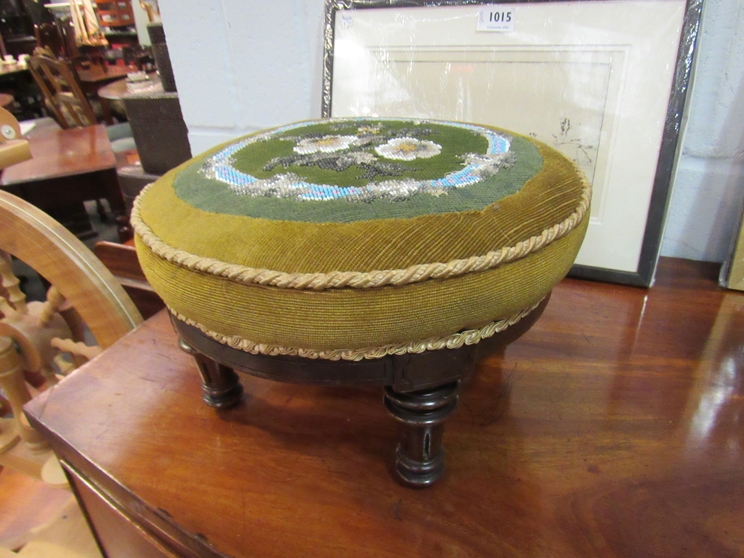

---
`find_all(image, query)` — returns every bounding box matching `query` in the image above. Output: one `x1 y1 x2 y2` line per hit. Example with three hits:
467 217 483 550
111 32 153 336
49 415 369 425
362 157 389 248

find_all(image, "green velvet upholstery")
133 118 590 359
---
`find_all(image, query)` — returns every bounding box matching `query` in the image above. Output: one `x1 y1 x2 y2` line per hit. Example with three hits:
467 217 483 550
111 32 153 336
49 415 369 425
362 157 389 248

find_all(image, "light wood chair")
27 48 96 129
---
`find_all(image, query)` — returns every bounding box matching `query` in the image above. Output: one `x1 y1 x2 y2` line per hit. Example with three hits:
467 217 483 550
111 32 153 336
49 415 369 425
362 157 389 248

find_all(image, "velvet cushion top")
133 118 590 360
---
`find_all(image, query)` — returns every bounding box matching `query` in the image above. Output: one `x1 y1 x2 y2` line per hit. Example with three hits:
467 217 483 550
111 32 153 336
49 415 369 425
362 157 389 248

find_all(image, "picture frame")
720 206 744 291
322 0 703 286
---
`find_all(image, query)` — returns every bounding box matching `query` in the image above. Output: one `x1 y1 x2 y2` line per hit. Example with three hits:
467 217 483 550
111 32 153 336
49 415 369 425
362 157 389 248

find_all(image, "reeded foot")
178 337 243 409
383 381 459 487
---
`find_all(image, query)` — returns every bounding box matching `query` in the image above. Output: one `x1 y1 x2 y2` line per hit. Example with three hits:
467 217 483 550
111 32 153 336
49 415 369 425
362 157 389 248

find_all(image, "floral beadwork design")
293 135 357 154
375 137 442 161
200 119 514 202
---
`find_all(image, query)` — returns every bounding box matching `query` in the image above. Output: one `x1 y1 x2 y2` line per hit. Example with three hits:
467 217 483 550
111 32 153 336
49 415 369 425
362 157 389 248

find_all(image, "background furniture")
0 1 38 59
0 102 129 556
0 64 43 121
93 240 164 319
94 1 135 28
0 189 142 477
28 50 135 140
0 125 141 555
76 63 134 115
119 76 188 174
28 50 96 128
0 119 130 240
24 258 744 557
33 22 73 60
146 22 174 92
98 72 189 200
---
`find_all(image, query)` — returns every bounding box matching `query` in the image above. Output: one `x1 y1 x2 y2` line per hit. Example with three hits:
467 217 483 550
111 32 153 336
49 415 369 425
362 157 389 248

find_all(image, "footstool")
132 118 590 486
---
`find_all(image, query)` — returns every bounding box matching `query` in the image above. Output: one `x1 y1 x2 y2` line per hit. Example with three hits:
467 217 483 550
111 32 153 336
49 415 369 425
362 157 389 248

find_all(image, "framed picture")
323 0 703 286
720 207 744 291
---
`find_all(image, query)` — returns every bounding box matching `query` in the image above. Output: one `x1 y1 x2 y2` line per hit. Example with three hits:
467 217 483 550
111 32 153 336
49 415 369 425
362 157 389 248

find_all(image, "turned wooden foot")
178 338 243 409
384 381 459 487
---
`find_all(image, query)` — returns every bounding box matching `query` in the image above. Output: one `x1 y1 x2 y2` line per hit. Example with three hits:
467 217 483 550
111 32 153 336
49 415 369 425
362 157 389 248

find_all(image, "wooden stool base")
170 296 549 487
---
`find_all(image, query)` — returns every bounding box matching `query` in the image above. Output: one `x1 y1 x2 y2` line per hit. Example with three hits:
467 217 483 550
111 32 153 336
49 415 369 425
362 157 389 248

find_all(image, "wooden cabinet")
95 0 134 28
66 469 177 558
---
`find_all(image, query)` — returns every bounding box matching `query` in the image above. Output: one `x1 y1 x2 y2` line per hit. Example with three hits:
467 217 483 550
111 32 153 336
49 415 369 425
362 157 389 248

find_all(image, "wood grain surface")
0 122 114 185
0 122 130 240
25 258 744 558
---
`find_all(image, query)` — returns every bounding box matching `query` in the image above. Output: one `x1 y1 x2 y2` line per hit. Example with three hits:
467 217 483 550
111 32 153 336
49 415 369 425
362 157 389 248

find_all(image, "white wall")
158 0 325 155
159 0 744 264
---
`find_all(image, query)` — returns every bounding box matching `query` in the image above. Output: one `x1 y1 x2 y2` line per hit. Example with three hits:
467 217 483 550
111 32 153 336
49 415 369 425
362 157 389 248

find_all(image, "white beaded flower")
293 135 357 154
375 137 442 161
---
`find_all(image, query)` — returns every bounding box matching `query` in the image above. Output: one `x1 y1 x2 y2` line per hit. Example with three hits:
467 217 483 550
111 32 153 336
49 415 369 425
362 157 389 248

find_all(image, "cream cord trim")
170 299 543 362
132 177 590 292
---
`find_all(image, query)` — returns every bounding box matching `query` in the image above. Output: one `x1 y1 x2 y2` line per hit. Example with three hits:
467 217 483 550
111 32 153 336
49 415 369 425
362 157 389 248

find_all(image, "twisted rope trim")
132 175 590 291
170 298 543 362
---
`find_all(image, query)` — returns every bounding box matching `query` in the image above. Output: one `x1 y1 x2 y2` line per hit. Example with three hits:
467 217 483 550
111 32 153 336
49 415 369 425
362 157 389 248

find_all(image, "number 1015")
488 11 512 22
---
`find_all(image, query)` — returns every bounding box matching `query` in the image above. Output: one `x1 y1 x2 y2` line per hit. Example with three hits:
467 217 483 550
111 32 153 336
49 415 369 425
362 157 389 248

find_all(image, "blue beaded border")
200 118 511 202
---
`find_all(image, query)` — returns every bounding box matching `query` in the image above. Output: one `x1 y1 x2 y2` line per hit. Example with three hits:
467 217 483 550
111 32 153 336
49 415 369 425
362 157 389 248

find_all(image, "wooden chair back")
33 20 79 59
27 48 96 129
33 23 64 58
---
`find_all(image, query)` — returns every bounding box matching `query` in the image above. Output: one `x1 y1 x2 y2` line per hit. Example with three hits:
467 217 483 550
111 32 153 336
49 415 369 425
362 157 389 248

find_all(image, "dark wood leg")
177 337 243 409
383 381 459 487
115 214 133 242
97 168 132 242
95 199 108 221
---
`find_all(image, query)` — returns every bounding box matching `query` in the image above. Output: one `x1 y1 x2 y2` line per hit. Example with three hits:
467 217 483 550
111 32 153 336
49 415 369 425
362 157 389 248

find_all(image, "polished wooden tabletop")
98 73 162 101
77 64 135 85
26 258 744 557
0 120 115 186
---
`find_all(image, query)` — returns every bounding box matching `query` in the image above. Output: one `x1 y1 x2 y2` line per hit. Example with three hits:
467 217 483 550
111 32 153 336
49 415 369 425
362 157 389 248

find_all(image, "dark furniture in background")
98 73 190 200
123 83 190 175
0 1 44 119
0 0 37 59
94 0 135 28
146 22 174 92
0 64 41 120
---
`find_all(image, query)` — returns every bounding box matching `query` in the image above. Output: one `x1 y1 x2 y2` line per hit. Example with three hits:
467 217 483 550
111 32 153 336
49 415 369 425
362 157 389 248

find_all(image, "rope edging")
131 173 590 292
169 298 543 362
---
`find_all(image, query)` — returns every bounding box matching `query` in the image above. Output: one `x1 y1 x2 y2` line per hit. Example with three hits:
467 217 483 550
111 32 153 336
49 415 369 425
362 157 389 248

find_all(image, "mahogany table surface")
98 73 162 101
0 119 126 239
0 121 115 186
77 65 137 86
25 258 744 558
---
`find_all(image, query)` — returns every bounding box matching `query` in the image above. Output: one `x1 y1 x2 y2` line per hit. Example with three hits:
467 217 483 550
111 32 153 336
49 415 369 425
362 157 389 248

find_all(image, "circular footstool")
132 118 590 486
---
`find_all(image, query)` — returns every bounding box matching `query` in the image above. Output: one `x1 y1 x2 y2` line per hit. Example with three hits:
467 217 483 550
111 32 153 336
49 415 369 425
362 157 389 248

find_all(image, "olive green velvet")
134 118 589 353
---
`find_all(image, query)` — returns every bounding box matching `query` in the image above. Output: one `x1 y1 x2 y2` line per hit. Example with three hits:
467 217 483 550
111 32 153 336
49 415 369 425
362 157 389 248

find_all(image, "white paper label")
476 7 515 32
